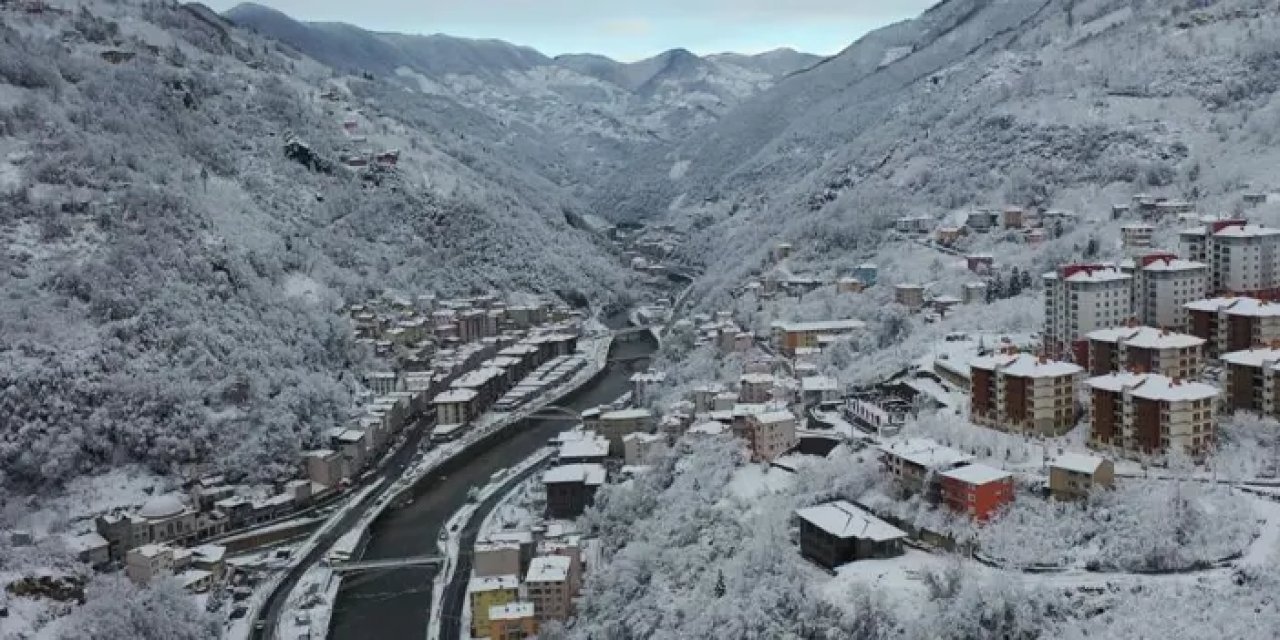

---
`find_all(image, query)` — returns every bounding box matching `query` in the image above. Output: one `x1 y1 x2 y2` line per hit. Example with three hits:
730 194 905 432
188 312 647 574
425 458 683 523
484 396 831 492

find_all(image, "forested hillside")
603 0 1280 307
0 0 630 489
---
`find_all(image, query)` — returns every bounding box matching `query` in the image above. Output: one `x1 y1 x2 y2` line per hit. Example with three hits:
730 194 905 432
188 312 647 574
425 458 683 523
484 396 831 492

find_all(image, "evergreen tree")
714 570 726 598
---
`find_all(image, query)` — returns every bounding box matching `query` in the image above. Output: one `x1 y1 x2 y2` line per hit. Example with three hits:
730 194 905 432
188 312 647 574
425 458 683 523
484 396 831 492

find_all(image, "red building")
939 464 1014 522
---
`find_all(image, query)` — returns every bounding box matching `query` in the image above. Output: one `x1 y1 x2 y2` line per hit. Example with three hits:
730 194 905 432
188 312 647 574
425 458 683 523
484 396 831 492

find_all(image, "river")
327 314 657 639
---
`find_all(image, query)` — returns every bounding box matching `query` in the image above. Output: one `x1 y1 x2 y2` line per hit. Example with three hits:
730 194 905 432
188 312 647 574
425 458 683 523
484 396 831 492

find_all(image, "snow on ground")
11 466 163 537
727 462 796 500
282 273 327 305
816 549 951 619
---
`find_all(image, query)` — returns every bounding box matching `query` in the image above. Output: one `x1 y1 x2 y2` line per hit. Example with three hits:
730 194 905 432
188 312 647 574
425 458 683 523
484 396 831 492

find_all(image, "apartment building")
1127 254 1210 329
1180 219 1280 297
586 408 653 455
939 464 1014 522
1221 347 1280 417
469 575 520 638
1185 296 1280 357
1087 372 1219 459
300 449 345 489
622 432 666 466
474 541 523 578
738 373 776 403
770 319 865 355
525 556 574 622
1048 453 1114 501
1042 264 1133 362
969 353 1082 436
894 284 926 310
432 388 479 427
1085 326 1205 379
738 409 799 462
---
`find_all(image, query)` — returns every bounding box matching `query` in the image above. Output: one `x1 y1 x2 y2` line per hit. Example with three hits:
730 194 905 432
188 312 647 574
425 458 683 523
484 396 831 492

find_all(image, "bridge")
327 554 444 574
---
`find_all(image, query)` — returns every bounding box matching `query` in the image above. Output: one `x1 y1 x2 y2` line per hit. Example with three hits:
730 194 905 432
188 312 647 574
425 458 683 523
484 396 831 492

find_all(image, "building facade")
1180 220 1280 297
794 501 906 569
969 354 1082 436
1221 347 1280 417
1048 453 1115 501
1085 326 1205 379
1185 296 1280 358
939 464 1014 522
1087 372 1219 459
525 556 574 622
738 410 799 462
468 575 520 638
1128 254 1210 329
1042 264 1133 362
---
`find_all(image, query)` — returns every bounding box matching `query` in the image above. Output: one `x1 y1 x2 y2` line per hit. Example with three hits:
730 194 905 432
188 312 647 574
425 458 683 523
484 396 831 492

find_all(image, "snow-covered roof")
1086 326 1204 350
190 544 226 564
1086 373 1218 402
1142 258 1207 273
543 463 607 485
1213 224 1280 238
771 319 866 333
526 555 572 583
1185 297 1280 318
622 432 664 444
485 530 533 545
751 410 796 425
451 367 505 389
801 376 839 392
336 429 365 443
468 574 519 593
432 388 478 404
794 501 906 541
688 421 727 436
1222 348 1280 368
489 602 535 621
559 437 609 459
1051 453 1107 475
969 353 1082 378
877 438 973 470
64 532 108 553
740 372 775 385
138 495 186 520
940 464 1011 486
600 408 652 421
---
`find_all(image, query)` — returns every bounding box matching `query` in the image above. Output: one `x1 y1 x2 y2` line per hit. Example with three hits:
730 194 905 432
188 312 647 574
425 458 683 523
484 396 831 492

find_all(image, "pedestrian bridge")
328 555 444 574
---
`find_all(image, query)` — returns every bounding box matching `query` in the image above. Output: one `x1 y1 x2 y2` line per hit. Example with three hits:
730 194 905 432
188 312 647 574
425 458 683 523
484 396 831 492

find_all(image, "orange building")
939 464 1014 521
488 602 538 639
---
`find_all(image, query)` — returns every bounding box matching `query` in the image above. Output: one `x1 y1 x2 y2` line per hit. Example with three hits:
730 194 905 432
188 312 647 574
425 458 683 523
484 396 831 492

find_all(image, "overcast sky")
207 1 936 61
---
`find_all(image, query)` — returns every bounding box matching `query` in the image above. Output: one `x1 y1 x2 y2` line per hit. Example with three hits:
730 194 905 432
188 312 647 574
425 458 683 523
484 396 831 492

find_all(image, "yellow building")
489 602 538 639
469 574 520 638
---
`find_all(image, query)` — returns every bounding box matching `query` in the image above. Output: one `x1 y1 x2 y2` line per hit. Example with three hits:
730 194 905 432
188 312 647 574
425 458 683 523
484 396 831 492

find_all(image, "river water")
328 318 657 639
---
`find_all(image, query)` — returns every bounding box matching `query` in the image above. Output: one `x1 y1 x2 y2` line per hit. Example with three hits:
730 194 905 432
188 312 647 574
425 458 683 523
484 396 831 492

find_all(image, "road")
438 457 553 640
327 326 657 639
249 413 433 640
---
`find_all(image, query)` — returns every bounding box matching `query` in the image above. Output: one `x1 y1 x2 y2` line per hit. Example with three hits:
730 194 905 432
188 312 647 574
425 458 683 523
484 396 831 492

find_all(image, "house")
962 282 988 304
1026 228 1046 246
966 254 994 274
876 438 974 500
65 532 109 567
622 432 665 466
794 501 906 569
629 370 666 406
773 242 793 261
586 408 653 455
969 353 1082 436
738 410 798 462
1087 372 1219 459
1180 220 1280 297
771 319 865 355
940 464 1014 522
1048 453 1114 501
965 209 998 231
488 602 538 640
837 277 865 293
1002 206 1025 229
1128 254 1209 329
556 431 610 465
894 216 933 234
1221 347 1280 417
1042 264 1133 362
854 263 879 286
365 371 398 395
1121 223 1154 252
1185 297 1280 358
543 464 606 519
739 373 775 403
468 575 520 638
474 542 524 578
801 376 840 408
935 226 963 245
125 544 175 585
894 284 925 310
525 556 574 622
1085 326 1205 379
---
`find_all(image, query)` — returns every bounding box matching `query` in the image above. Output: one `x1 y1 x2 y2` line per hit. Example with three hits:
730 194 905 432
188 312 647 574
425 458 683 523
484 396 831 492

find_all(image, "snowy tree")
57 576 219 640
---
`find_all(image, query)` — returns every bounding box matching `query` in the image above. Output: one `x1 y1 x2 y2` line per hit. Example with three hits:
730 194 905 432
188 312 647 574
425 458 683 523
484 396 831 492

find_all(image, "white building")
1180 220 1280 297
1127 255 1209 329
1042 264 1133 361
622 432 666 466
1121 223 1154 253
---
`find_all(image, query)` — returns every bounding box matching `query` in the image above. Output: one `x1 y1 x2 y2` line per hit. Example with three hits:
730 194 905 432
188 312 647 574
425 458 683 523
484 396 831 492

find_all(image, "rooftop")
489 602 535 621
877 438 974 470
1086 326 1205 350
433 388 478 404
559 437 610 459
794 501 906 541
1214 224 1280 238
1222 348 1280 368
543 463 607 486
1051 453 1107 475
771 319 866 333
940 464 1012 485
969 353 1082 378
752 410 796 425
526 555 572 583
468 574 520 593
1186 297 1280 318
801 376 839 392
1086 372 1219 402
600 408 652 421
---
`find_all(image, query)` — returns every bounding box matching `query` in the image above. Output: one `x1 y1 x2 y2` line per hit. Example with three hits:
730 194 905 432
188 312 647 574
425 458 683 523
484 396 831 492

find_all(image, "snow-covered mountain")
605 0 1280 298
0 0 636 488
